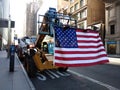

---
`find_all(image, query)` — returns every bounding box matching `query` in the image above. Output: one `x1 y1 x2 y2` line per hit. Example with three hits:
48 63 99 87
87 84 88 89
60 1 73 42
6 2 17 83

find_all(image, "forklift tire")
27 56 37 78
58 67 68 72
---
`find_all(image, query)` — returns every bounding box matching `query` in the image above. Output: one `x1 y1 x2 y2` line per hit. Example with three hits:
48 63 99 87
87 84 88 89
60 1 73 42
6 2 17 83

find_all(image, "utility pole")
7 15 11 58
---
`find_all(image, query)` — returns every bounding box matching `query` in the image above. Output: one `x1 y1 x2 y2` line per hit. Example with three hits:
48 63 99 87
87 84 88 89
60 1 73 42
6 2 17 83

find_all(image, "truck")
18 8 77 77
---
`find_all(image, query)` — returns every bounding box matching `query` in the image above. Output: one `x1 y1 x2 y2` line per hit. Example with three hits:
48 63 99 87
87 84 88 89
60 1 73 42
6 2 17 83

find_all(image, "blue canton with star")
54 26 78 48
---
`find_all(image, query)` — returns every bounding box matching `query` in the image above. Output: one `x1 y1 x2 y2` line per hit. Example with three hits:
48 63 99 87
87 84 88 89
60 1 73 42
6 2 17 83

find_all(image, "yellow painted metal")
33 51 58 71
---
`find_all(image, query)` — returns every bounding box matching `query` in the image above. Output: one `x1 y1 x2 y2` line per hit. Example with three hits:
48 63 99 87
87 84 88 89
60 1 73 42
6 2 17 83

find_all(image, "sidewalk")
108 57 120 65
0 50 35 90
108 54 120 65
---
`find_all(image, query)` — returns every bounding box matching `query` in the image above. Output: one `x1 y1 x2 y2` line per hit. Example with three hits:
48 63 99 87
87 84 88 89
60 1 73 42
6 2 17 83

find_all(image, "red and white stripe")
54 29 109 67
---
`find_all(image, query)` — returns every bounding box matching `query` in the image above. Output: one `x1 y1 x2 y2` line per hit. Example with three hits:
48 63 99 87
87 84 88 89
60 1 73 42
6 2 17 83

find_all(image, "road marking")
68 70 120 90
47 70 60 78
44 70 55 79
37 73 46 81
37 70 71 81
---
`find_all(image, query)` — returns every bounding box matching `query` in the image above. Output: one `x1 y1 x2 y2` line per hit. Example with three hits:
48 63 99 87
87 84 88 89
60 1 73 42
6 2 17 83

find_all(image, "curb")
15 53 35 90
108 55 120 58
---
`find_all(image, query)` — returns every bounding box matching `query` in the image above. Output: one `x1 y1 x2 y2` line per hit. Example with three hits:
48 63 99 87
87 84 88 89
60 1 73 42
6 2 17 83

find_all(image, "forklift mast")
35 8 77 48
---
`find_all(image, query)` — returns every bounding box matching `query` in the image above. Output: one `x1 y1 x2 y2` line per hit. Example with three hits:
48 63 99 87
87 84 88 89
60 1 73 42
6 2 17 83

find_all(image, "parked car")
17 36 36 61
17 38 27 60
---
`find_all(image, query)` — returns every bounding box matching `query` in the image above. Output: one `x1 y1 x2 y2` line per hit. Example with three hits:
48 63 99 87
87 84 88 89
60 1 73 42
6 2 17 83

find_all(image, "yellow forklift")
23 8 77 77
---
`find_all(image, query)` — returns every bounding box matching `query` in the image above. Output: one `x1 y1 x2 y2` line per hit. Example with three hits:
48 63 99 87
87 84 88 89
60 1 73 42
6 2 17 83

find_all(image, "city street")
1 0 120 90
30 57 120 90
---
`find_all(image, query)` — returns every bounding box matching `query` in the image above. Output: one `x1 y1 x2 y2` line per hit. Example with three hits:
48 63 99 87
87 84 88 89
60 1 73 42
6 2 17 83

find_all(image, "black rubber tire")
26 55 37 78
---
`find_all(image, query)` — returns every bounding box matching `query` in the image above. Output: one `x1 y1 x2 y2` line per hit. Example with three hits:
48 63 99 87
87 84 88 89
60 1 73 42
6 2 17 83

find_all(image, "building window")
107 41 116 54
70 6 74 13
83 9 87 17
109 8 115 18
80 0 84 7
110 24 115 34
77 13 80 20
79 9 86 19
74 3 79 11
73 14 78 20
79 22 84 29
70 0 74 3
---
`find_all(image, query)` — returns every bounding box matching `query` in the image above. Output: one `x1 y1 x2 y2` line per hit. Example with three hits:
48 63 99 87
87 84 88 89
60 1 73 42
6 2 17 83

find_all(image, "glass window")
70 0 74 3
80 0 84 7
84 9 87 17
74 3 79 11
25 39 31 44
80 9 87 19
70 6 74 13
73 14 78 20
109 8 115 18
80 0 86 7
107 43 116 54
0 2 3 18
77 13 80 20
79 22 84 29
110 24 115 34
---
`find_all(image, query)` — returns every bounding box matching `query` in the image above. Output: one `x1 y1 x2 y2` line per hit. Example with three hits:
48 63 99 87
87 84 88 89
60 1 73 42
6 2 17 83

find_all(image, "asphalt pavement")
0 50 35 90
0 50 120 90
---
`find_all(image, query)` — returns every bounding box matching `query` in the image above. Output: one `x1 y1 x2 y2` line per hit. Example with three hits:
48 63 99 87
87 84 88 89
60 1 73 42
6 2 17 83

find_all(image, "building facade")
0 0 10 49
67 0 87 29
57 0 105 43
104 0 120 55
26 0 42 37
58 0 105 29
57 0 69 13
58 0 120 55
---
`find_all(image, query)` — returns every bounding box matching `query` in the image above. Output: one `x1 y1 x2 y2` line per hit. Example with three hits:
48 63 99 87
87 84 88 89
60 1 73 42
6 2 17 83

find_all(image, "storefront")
107 41 116 54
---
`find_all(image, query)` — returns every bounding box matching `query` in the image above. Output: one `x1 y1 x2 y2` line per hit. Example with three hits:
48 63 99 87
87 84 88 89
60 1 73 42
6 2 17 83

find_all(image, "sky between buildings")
10 0 57 38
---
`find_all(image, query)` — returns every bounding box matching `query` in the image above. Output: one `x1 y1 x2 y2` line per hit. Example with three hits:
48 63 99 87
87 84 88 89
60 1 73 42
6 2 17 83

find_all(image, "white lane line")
44 70 55 79
68 70 120 90
37 75 46 81
47 70 60 78
61 71 71 76
36 73 47 81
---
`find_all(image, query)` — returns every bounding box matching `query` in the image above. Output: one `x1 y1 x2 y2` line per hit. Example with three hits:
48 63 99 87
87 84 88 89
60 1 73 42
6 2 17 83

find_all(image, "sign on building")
0 19 15 28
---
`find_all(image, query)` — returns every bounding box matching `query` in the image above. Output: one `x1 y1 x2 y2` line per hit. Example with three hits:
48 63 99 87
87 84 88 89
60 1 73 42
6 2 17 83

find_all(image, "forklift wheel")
27 56 37 78
58 67 68 72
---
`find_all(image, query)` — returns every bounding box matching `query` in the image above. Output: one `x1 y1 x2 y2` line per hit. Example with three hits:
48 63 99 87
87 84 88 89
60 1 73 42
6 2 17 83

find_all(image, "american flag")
54 26 109 67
